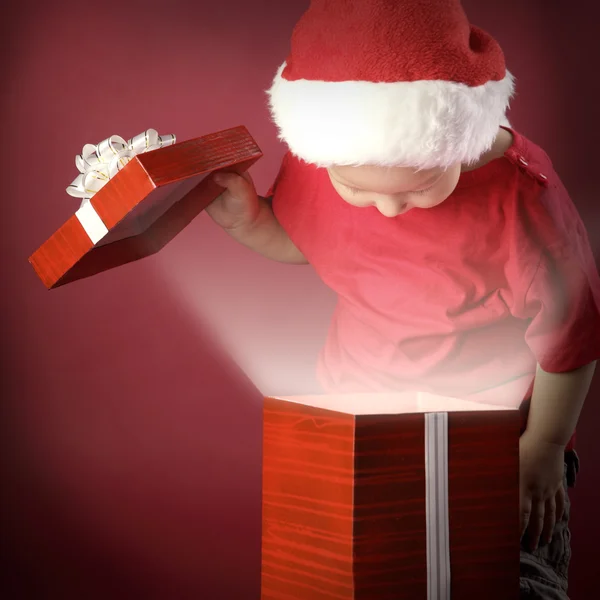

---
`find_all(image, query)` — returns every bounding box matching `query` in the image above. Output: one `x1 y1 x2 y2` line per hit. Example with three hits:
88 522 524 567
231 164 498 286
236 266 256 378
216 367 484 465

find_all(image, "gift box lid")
29 125 263 289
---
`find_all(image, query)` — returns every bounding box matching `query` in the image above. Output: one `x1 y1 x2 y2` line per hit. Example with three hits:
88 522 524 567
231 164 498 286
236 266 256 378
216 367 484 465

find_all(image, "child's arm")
526 361 597 445
519 361 595 549
206 171 308 265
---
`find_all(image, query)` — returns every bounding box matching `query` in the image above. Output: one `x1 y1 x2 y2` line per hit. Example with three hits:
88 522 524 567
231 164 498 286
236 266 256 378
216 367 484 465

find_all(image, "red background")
2 1 598 597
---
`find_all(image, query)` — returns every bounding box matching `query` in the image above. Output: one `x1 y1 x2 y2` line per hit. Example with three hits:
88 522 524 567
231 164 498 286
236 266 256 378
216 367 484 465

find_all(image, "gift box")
29 126 262 289
262 393 521 599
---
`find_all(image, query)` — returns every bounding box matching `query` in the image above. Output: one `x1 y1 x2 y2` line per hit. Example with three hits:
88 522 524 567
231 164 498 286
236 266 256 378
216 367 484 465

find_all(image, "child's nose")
375 197 409 217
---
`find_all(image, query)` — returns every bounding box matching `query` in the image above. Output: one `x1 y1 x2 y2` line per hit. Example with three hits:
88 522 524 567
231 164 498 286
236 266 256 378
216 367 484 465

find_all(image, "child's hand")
519 430 566 551
206 171 260 230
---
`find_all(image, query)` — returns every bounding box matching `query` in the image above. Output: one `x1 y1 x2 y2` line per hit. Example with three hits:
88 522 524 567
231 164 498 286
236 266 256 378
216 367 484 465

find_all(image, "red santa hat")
267 0 514 170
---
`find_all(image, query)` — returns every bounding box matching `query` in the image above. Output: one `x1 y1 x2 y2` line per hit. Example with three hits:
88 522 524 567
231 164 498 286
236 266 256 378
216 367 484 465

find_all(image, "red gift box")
262 392 520 599
29 126 262 289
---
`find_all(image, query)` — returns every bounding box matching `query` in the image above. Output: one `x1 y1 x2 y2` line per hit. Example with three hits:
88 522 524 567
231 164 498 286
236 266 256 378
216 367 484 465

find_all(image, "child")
206 0 600 597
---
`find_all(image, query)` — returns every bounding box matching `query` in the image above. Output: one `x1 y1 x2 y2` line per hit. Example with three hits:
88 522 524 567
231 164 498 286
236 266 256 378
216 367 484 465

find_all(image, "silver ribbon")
425 412 451 600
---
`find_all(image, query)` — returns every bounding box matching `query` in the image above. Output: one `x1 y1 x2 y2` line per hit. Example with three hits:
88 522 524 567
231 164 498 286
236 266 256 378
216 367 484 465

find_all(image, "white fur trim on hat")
267 63 515 169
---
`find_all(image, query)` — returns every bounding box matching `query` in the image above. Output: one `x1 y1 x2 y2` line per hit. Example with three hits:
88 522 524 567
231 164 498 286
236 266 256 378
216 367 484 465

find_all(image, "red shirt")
270 129 600 450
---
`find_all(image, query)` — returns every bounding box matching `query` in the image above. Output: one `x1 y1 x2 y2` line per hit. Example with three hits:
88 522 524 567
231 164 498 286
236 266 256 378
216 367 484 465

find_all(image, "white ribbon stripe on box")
67 129 176 244
425 412 451 600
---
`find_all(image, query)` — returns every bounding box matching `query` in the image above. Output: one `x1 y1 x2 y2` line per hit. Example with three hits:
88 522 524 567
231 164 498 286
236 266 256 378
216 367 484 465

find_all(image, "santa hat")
267 0 514 170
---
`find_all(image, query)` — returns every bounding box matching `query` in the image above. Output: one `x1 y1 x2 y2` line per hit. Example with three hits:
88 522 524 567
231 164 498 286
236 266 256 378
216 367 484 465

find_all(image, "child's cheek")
414 194 446 209
345 194 371 208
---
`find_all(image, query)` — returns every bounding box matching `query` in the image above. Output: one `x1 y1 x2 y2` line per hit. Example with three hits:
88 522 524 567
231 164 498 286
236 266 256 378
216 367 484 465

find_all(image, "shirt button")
518 156 529 166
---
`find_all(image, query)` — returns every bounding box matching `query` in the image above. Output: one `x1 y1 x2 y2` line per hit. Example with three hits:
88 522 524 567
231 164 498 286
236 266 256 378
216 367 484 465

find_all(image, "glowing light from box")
154 231 334 397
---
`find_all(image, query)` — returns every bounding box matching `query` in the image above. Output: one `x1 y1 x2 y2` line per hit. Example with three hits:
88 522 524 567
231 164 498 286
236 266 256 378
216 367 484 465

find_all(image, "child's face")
327 163 462 217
